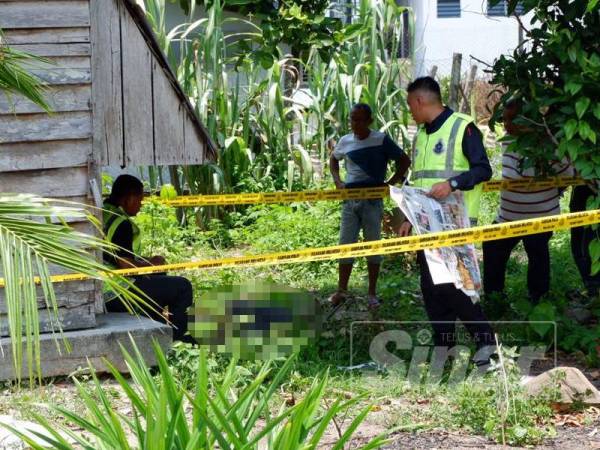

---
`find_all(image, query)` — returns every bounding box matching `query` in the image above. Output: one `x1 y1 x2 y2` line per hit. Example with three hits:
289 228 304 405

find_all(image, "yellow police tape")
157 177 585 207
6 207 599 286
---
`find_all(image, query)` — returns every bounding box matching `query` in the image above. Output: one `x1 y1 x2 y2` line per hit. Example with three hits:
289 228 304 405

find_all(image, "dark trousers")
482 231 553 302
570 185 600 294
106 274 194 341
417 251 495 350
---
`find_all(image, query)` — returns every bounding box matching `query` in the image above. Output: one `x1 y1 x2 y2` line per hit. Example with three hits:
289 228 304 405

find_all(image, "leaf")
565 81 583 96
159 184 177 200
579 121 593 141
568 45 578 63
576 97 591 119
587 0 600 12
528 303 556 338
593 103 600 121
564 119 578 140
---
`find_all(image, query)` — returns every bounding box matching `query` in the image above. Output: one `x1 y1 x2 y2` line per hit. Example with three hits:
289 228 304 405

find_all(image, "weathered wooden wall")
0 0 214 337
91 0 211 168
0 0 97 335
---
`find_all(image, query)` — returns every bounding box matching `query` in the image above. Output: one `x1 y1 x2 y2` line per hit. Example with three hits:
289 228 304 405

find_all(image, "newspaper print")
390 186 481 301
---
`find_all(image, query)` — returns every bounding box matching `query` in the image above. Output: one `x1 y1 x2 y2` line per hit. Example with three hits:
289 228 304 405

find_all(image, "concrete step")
0 313 172 381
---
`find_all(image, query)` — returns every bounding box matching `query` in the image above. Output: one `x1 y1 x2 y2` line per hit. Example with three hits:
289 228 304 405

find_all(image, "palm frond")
0 194 152 385
0 29 51 112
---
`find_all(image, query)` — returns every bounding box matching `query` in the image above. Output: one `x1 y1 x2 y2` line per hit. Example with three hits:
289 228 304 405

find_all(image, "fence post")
448 53 462 110
460 64 478 114
429 65 438 79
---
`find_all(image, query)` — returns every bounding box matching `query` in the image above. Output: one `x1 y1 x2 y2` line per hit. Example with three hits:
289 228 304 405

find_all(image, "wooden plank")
3 27 90 45
0 280 95 314
0 166 89 197
31 67 91 85
39 56 90 69
0 84 91 114
0 111 91 144
0 302 97 336
0 138 90 172
6 43 91 58
90 0 124 167
184 112 206 165
0 1 90 29
121 6 154 166
153 60 184 166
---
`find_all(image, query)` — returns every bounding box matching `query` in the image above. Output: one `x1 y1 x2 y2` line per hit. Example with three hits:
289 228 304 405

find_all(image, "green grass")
1 192 597 447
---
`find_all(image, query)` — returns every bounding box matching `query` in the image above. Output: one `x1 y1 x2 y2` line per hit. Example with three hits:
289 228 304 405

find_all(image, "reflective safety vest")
102 202 141 265
412 111 483 220
102 202 141 302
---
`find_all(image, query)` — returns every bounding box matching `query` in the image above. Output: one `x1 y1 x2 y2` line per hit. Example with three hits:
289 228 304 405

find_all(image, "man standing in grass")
329 103 410 309
398 77 495 365
483 99 573 309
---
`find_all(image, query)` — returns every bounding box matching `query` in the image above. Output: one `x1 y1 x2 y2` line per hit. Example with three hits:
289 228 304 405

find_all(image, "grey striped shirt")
497 145 573 223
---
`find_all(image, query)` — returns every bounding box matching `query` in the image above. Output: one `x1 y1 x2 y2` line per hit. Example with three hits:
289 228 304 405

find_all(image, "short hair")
108 174 143 202
407 76 442 103
352 103 372 119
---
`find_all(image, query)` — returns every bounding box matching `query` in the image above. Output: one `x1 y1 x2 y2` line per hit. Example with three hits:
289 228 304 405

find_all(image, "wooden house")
0 0 216 377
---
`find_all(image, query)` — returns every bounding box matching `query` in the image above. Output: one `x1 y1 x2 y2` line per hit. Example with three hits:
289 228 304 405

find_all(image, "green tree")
489 0 600 273
489 0 600 179
173 0 345 66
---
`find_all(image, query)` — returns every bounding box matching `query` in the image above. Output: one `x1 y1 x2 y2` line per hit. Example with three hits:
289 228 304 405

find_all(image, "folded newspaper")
390 185 481 301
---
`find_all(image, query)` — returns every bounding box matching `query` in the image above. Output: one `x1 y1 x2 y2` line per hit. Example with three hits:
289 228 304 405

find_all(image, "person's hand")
428 181 452 200
398 221 412 237
149 255 166 266
334 180 345 190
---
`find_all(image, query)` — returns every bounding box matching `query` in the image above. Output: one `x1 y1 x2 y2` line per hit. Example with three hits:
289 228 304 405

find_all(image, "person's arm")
429 123 492 199
383 135 411 185
329 146 345 189
387 154 411 185
450 123 492 190
109 221 163 269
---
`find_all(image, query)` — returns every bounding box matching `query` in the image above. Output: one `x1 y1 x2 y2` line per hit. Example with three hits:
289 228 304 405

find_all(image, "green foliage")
0 29 50 112
143 0 411 226
231 201 340 285
1 339 389 449
0 196 152 385
489 0 600 179
174 0 345 63
451 350 556 446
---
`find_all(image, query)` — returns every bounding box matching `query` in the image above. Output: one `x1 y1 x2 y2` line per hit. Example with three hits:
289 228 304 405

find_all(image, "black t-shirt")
103 202 134 266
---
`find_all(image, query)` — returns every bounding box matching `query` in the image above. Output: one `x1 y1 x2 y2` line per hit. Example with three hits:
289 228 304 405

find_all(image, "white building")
409 0 532 76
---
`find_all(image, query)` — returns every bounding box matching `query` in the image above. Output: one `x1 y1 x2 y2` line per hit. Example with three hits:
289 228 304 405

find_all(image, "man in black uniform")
103 174 194 342
399 77 496 365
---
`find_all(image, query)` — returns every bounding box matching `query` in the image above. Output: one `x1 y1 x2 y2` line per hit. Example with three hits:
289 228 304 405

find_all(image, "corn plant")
2 339 389 449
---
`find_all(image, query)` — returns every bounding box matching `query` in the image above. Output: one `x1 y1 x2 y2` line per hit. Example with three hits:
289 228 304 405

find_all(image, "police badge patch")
433 139 445 154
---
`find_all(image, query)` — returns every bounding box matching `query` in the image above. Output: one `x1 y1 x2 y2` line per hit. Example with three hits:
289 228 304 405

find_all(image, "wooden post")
460 64 478 113
448 53 462 110
429 65 438 79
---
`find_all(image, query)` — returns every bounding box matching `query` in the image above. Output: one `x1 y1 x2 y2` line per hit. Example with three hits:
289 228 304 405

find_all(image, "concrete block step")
0 313 172 381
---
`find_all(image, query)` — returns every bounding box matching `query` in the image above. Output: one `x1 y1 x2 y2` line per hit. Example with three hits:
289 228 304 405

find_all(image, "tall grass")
1 339 389 449
143 0 412 219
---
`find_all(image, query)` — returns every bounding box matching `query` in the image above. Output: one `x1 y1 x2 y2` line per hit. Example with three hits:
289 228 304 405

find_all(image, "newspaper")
390 185 481 301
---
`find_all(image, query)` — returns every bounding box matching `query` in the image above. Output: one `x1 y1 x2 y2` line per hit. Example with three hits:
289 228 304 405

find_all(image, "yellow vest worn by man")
412 111 483 220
